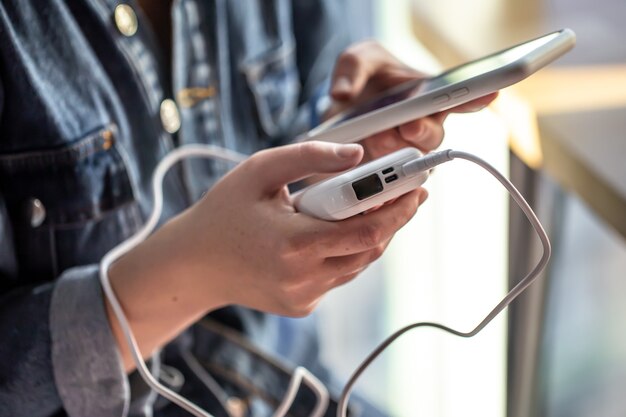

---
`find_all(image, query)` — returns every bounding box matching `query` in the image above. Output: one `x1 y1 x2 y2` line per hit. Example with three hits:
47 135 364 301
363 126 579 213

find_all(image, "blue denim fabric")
0 1 384 417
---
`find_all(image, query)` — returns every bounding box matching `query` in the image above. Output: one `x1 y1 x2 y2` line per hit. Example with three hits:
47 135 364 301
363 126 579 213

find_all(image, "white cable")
336 149 552 417
99 144 549 417
275 367 330 417
179 349 234 417
99 144 330 417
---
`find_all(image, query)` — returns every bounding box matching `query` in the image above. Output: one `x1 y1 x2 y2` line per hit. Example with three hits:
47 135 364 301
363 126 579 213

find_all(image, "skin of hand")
106 141 427 370
328 40 499 160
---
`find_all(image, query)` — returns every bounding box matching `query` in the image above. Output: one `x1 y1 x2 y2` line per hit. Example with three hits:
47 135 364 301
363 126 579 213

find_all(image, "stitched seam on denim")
239 41 300 137
49 226 59 279
238 41 296 79
0 124 117 170
112 133 141 203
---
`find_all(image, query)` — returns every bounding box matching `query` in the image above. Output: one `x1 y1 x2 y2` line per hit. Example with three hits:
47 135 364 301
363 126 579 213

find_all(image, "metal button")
102 129 115 150
28 198 46 228
433 94 450 105
114 4 138 37
160 99 181 134
451 87 470 98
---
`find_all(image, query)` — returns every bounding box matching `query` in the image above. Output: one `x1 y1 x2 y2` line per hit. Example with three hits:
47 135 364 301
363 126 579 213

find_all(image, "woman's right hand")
106 141 427 369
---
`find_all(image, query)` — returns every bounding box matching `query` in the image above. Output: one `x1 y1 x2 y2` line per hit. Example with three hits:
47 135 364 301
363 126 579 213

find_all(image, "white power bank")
292 148 428 220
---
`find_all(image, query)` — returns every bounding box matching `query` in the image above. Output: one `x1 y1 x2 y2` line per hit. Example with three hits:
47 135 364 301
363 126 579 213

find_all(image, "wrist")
105 214 227 370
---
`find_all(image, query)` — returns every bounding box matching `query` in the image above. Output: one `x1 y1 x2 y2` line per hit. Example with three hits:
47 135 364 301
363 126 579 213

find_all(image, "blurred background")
313 0 626 416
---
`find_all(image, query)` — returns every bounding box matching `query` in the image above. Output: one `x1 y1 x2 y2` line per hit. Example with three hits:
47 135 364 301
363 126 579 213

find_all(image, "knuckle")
387 200 415 231
369 245 386 263
352 39 380 53
400 196 419 220
242 151 264 173
358 223 383 248
430 125 445 146
423 123 445 149
401 201 417 221
283 228 322 257
336 272 360 287
338 48 361 67
296 303 316 317
283 297 316 318
282 235 307 257
297 141 317 155
297 141 324 161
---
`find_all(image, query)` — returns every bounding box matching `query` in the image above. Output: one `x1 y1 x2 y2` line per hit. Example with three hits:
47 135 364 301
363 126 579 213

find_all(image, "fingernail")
335 144 362 158
332 76 352 95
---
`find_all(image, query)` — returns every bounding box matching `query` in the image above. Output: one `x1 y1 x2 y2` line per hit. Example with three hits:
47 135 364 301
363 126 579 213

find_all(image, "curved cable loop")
100 144 329 417
337 150 552 417
99 144 547 417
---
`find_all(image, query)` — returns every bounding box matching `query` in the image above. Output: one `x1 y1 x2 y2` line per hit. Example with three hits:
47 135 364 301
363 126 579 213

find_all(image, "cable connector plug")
401 149 454 176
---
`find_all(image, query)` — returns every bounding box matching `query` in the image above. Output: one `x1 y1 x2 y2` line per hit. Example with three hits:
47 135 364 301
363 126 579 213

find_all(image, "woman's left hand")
328 40 499 161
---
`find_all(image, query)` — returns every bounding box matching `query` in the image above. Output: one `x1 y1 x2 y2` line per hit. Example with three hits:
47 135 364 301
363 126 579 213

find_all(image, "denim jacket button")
102 129 115 150
27 198 46 228
160 99 181 134
114 4 138 37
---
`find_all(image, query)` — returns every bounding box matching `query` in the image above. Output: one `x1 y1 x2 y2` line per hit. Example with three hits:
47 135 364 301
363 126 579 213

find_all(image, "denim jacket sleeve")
0 192 129 417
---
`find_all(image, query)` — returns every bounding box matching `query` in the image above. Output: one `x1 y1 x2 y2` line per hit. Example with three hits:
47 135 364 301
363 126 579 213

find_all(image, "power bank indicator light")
352 174 384 200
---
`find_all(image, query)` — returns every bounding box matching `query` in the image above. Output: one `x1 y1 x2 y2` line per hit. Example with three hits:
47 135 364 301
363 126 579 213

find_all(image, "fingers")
360 129 405 161
391 92 498 152
323 236 393 283
330 41 418 101
397 117 445 152
446 92 499 114
303 189 426 256
361 116 445 159
330 42 383 100
245 142 363 194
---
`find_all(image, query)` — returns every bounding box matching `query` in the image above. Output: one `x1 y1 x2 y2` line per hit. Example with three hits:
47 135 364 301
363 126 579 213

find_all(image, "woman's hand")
176 141 426 316
107 141 427 369
328 40 499 161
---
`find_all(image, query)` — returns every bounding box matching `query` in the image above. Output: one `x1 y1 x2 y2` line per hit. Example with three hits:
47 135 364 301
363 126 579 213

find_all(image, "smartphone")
292 148 428 220
298 28 576 144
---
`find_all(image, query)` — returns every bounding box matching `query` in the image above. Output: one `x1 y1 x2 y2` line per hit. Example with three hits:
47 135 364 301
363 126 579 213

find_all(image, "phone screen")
316 32 561 131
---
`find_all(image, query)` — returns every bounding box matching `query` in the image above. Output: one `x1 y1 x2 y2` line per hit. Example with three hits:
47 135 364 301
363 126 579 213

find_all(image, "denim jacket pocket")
240 41 301 139
0 124 141 281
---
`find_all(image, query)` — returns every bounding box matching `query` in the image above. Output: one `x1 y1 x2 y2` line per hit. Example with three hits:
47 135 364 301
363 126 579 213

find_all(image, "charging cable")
100 145 550 417
99 145 330 417
336 149 551 417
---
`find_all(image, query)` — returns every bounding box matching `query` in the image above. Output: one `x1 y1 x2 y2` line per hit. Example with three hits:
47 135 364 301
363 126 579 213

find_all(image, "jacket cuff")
50 265 130 417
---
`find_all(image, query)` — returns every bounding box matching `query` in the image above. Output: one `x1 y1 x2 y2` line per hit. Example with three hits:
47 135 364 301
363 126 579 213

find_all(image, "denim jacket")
0 1 356 416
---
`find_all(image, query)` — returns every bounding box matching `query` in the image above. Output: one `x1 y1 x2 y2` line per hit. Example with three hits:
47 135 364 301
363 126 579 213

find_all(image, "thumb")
248 142 363 194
